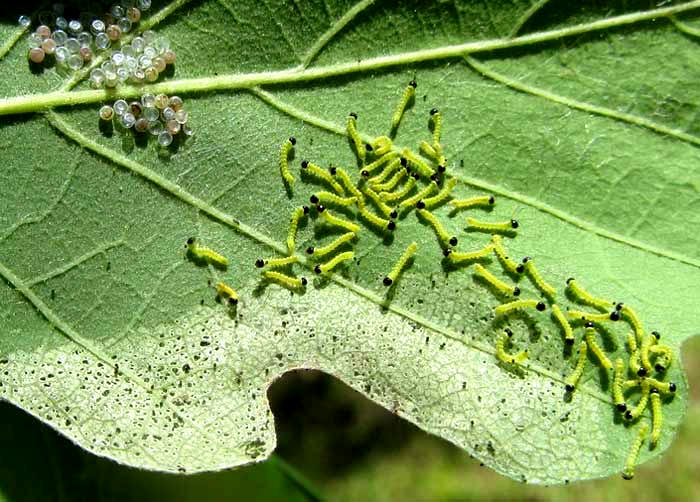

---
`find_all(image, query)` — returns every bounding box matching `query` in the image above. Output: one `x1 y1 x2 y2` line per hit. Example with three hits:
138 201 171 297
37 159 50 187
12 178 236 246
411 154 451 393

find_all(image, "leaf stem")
268 454 326 502
2 0 699 117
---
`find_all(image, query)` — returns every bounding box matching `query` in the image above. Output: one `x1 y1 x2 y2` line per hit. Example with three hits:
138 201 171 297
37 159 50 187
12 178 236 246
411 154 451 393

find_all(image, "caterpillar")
420 178 456 210
639 332 655 375
310 191 356 208
494 299 546 316
650 390 662 446
287 206 308 254
309 232 356 258
383 242 418 286
263 270 308 290
627 331 638 353
629 349 647 378
301 160 345 195
372 167 407 193
495 329 528 365
490 234 519 275
363 186 395 217
255 255 298 269
216 282 239 306
565 278 613 312
450 195 495 211
399 181 438 210
583 323 612 369
645 377 677 394
624 379 650 421
334 167 365 209
430 108 443 152
347 112 365 162
370 135 393 156
565 341 587 392
650 344 673 372
417 209 457 247
620 304 644 342
279 136 296 187
186 238 229 268
517 257 556 299
319 208 360 233
447 245 494 264
473 263 520 297
466 217 519 235
313 250 354 274
368 157 402 185
391 80 417 131
364 151 399 174
622 422 649 480
359 207 396 232
613 358 627 412
402 148 435 177
567 309 617 324
551 304 574 346
380 177 417 203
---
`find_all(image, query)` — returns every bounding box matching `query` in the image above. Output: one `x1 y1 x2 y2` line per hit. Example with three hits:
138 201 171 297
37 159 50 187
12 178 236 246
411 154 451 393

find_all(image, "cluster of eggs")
21 0 155 73
99 93 194 147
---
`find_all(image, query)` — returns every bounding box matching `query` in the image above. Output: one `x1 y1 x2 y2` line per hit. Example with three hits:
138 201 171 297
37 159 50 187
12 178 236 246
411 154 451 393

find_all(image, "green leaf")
1 0 699 485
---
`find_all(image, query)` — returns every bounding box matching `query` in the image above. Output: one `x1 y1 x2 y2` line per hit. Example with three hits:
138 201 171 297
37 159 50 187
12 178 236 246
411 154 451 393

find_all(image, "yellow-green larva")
301 160 345 194
380 177 417 203
383 242 418 286
447 245 494 264
310 232 356 258
473 263 520 297
620 304 644 342
629 349 645 378
624 379 651 421
368 157 402 185
645 377 677 395
494 298 547 316
495 329 528 365
334 167 365 209
622 422 648 480
520 258 556 299
430 108 443 152
370 135 393 156
565 340 587 392
466 217 519 235
319 208 361 233
551 304 574 346
584 324 612 369
359 207 396 232
362 186 395 218
490 234 519 275
313 250 354 274
565 278 613 312
650 390 662 446
279 136 296 187
391 80 417 131
286 206 308 254
401 148 435 177
310 191 356 208
216 282 239 306
347 112 365 162
650 343 673 372
639 332 655 375
364 151 399 174
627 331 638 353
451 195 496 211
186 238 229 268
613 358 627 412
400 181 438 209
417 209 457 247
373 167 407 193
567 309 616 324
420 178 456 210
255 255 298 269
263 270 308 290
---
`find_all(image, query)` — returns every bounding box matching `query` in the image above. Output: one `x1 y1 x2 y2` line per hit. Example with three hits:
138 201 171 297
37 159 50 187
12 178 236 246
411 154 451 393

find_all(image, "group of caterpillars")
189 80 676 482
276 80 678 481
